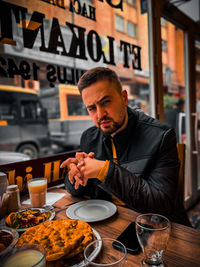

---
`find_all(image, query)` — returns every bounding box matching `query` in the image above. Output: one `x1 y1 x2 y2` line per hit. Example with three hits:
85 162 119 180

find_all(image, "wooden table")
23 187 200 267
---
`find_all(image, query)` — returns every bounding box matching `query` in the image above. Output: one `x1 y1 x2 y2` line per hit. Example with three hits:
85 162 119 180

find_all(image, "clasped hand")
60 152 105 189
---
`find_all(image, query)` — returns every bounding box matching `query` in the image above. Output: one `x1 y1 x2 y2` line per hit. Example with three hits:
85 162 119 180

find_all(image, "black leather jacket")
65 107 191 226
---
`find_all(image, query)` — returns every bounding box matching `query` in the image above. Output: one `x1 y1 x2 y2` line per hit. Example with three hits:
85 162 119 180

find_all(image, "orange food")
17 219 94 261
0 230 13 253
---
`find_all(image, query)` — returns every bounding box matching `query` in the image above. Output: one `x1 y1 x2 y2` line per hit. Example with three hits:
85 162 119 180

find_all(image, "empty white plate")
66 199 117 222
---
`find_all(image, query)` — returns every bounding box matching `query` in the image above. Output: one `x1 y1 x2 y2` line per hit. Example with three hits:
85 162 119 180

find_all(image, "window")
0 0 151 158
0 93 16 121
115 15 125 33
67 95 88 116
161 17 167 27
126 0 136 7
162 40 168 51
127 21 137 37
21 101 43 120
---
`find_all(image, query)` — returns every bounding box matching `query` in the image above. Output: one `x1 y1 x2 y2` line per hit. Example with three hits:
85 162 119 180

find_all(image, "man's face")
82 80 128 136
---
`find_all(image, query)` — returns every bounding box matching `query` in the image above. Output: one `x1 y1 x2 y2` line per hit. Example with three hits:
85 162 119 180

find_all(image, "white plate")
1 208 55 232
66 199 117 222
71 228 102 267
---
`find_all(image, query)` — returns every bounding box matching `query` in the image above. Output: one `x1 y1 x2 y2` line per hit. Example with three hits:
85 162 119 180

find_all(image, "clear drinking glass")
135 213 171 267
2 243 46 267
84 238 127 266
28 178 47 208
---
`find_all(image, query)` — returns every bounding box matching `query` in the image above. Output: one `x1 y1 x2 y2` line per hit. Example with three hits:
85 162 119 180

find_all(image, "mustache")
98 116 113 125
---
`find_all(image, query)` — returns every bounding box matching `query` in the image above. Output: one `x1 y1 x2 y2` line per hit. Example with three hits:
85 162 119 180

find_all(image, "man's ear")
122 90 128 106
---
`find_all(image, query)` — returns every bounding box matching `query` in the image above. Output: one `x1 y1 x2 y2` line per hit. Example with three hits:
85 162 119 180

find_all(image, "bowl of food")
4 208 55 232
0 227 19 258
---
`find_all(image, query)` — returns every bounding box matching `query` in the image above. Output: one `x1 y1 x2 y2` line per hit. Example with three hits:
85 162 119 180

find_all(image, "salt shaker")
6 185 21 212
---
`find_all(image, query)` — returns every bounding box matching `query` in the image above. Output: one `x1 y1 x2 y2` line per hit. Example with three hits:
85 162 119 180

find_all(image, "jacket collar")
102 107 138 155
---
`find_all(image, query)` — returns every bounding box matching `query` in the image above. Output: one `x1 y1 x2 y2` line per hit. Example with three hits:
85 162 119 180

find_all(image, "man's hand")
60 152 95 189
76 157 106 186
60 152 94 168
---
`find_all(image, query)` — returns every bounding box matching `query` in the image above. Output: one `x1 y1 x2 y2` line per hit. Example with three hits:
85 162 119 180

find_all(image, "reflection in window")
115 15 124 32
67 95 88 116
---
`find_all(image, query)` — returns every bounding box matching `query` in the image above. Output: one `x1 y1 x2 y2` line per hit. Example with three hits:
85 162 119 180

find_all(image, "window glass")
67 95 88 116
115 14 125 32
195 38 200 189
0 0 151 158
127 21 137 37
126 0 136 7
0 100 16 120
162 18 186 142
21 101 43 121
162 40 167 51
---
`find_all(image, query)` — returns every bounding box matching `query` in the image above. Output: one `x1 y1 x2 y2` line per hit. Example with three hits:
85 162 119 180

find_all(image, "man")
61 67 191 226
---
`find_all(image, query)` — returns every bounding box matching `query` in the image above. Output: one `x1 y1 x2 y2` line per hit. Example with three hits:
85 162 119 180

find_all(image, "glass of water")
84 238 127 266
135 213 170 267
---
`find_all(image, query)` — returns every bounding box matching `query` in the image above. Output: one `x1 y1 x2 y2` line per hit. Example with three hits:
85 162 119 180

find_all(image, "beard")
98 113 126 136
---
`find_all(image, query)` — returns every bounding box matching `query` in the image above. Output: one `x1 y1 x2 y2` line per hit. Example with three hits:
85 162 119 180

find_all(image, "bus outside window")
40 84 93 151
0 86 51 159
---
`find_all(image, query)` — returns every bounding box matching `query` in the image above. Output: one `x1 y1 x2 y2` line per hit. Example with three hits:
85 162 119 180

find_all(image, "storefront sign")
0 1 142 85
0 151 75 194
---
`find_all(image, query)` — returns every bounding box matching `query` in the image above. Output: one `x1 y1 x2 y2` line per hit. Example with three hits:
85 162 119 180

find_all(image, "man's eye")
102 100 110 105
88 107 96 112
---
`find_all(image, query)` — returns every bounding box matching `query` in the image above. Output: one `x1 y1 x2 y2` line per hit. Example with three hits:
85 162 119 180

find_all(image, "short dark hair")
77 67 122 94
175 99 185 107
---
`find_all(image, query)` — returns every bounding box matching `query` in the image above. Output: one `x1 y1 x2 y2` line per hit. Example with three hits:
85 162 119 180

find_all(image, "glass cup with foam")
28 178 47 208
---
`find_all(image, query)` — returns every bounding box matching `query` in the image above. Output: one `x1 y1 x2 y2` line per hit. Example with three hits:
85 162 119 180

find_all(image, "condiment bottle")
6 185 21 212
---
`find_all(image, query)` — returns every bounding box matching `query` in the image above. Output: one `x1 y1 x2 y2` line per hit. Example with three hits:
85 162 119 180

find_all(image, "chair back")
176 143 185 203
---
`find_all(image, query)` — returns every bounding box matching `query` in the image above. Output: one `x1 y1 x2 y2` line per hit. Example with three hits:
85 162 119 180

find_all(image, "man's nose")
97 106 107 119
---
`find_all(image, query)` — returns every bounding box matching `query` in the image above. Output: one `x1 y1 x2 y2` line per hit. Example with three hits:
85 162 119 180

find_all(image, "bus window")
67 95 88 116
0 94 17 121
21 101 44 121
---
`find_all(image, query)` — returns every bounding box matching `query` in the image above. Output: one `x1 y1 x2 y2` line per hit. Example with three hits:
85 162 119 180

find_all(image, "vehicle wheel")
17 144 38 159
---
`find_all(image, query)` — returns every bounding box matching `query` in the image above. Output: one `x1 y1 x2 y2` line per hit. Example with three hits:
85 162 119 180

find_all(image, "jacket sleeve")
99 128 180 218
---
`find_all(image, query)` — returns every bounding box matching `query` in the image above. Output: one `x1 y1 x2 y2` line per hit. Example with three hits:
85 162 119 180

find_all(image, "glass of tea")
28 178 47 208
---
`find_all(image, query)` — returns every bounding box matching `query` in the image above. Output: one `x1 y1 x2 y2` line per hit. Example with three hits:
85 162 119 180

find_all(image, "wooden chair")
176 143 186 204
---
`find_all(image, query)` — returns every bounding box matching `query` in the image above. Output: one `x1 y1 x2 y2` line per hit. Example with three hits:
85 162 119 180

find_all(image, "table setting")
0 177 120 267
1 175 200 267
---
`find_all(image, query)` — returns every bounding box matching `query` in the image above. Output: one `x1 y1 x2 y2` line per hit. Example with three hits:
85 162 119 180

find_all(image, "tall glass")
28 178 47 208
84 238 127 266
135 213 170 267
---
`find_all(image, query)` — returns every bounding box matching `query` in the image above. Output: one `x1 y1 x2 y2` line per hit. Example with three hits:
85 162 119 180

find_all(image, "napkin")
22 192 66 206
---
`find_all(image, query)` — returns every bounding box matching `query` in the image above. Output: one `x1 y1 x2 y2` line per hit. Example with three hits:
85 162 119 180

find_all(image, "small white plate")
71 228 102 267
66 199 117 222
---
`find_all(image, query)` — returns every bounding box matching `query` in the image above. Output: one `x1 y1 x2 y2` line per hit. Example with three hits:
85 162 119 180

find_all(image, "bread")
17 219 94 261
